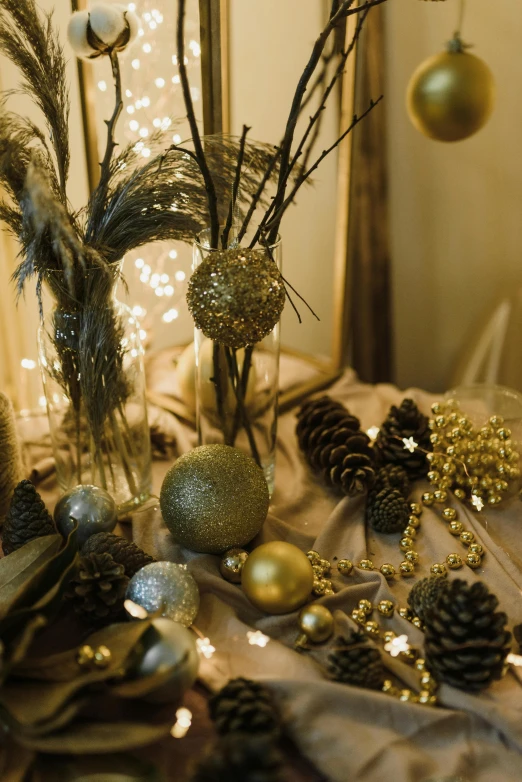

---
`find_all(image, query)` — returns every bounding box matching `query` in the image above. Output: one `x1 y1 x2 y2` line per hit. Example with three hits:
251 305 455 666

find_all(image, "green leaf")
17 719 173 754
0 536 61 618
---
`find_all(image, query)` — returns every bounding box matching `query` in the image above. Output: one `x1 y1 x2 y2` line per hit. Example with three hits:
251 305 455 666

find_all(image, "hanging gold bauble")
407 35 495 142
241 541 314 614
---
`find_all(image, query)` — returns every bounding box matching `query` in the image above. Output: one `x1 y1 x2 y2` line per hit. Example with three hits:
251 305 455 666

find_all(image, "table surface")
15 369 522 781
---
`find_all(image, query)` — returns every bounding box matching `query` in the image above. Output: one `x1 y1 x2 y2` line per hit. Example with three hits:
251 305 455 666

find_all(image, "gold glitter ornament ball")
241 541 314 614
160 445 269 554
186 248 286 349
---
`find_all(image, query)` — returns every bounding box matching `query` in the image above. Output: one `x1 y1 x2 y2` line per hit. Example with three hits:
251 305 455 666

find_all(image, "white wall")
229 0 339 360
386 0 522 392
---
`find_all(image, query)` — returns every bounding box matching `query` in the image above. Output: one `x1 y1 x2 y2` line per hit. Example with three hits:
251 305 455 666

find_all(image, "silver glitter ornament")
126 561 200 627
186 247 286 349
132 618 200 704
54 484 117 545
160 445 269 554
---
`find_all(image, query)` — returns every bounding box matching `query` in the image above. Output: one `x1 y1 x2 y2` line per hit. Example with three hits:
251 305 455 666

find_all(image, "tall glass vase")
38 269 152 511
192 232 281 495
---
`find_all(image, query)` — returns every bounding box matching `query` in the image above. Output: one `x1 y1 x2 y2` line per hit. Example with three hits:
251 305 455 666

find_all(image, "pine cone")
373 464 410 498
2 480 56 555
328 630 385 690
66 552 129 623
408 575 449 622
366 486 410 534
374 399 432 480
296 397 375 496
208 677 280 738
81 532 155 577
424 579 512 692
189 734 284 782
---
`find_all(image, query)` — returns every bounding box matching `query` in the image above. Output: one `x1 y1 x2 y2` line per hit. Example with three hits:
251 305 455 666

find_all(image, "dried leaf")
33 752 161 782
2 621 154 729
0 737 35 782
0 527 78 649
0 535 61 619
17 718 172 754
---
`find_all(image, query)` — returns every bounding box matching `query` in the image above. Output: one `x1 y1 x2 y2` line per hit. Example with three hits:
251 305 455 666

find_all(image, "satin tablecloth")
129 369 522 782
33 368 522 781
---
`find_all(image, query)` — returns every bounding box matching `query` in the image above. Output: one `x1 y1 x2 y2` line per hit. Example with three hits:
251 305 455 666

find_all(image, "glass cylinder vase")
192 232 281 495
38 269 152 511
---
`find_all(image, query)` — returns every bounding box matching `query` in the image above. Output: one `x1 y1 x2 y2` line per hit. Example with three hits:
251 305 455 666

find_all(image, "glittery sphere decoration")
219 547 249 583
160 445 269 554
186 248 286 349
54 484 117 545
126 561 200 627
241 541 314 614
132 618 199 704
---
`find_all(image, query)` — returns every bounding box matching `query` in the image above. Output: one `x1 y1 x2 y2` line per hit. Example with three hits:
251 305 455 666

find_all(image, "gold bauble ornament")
241 541 314 614
186 247 286 349
176 340 257 413
298 604 334 643
220 547 249 583
160 445 269 554
407 34 495 143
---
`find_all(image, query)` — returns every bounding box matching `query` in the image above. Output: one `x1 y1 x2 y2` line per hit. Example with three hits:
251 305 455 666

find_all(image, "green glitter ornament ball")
160 445 270 554
186 248 286 349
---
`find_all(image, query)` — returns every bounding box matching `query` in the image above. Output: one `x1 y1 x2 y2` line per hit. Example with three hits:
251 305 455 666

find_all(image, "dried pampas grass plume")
0 392 23 524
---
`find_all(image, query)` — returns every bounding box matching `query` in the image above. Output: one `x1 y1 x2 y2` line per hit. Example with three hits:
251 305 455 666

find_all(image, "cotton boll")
67 10 97 59
89 4 128 46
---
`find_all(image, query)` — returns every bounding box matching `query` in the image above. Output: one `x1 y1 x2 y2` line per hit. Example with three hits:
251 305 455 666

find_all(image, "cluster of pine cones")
189 678 284 782
1 479 155 625
296 395 431 512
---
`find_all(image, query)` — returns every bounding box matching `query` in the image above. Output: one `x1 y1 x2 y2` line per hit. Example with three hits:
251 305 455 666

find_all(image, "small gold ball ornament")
377 600 394 618
365 621 380 637
358 559 374 571
219 548 249 583
358 599 373 616
298 604 334 643
351 608 367 625
337 559 354 576
466 552 482 569
407 34 495 143
160 445 269 554
241 541 313 614
399 561 415 577
446 553 463 570
187 247 286 349
404 550 420 564
430 563 447 576
380 563 396 579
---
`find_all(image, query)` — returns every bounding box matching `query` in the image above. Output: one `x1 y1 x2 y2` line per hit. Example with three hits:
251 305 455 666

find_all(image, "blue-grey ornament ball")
126 561 200 627
159 444 269 554
54 484 117 545
132 617 200 704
